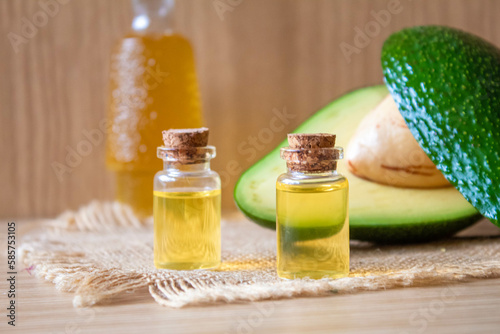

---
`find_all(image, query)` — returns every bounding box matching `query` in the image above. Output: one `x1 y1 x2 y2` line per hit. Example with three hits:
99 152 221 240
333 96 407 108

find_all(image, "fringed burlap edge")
19 201 500 308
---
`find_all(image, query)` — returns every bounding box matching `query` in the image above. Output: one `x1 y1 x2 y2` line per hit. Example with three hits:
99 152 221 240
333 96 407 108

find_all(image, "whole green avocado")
382 25 500 226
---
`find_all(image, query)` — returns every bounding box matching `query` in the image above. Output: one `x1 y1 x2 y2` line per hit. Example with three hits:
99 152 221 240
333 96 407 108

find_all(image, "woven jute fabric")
19 201 500 308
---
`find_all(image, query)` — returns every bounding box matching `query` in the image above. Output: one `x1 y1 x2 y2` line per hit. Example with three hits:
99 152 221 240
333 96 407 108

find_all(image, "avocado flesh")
382 26 500 227
234 85 481 243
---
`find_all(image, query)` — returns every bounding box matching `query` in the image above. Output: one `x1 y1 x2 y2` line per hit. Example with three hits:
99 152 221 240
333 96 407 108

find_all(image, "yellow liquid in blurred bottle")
154 189 221 270
106 34 203 217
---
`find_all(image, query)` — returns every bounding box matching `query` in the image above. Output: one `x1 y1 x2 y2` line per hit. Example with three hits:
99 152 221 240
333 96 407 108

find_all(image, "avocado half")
234 86 481 243
382 26 500 226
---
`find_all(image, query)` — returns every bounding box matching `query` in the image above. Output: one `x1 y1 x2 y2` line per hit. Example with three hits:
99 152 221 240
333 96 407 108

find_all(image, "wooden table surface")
3 218 500 334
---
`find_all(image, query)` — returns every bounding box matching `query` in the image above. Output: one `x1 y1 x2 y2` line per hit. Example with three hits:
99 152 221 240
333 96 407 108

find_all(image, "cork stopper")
282 133 340 172
162 127 209 148
159 128 213 164
288 133 336 149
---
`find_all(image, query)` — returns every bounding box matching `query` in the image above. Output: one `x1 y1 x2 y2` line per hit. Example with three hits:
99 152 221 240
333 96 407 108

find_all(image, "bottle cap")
288 133 336 149
158 128 214 164
281 133 342 172
162 127 209 148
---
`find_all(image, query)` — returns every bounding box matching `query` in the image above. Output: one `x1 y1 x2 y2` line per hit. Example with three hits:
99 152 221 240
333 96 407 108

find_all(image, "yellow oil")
276 179 349 279
106 34 203 217
154 189 221 270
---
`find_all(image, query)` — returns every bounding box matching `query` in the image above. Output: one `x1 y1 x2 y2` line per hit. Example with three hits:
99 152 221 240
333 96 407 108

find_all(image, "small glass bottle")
154 128 221 270
276 133 349 279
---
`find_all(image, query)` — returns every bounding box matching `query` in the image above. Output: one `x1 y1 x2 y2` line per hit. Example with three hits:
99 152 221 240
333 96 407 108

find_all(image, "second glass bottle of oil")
276 133 349 279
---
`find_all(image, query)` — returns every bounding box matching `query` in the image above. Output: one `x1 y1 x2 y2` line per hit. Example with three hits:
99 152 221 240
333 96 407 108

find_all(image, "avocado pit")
346 94 450 188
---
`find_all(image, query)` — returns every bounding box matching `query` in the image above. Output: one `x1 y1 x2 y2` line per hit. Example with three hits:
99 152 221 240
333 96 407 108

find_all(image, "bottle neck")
286 168 338 177
131 0 175 35
164 161 211 173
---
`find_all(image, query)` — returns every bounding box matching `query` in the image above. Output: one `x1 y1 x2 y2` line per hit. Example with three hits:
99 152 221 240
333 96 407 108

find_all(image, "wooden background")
2 0 500 218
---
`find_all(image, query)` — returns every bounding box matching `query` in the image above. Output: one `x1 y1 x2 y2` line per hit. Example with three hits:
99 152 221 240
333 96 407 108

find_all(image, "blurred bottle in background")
106 0 203 217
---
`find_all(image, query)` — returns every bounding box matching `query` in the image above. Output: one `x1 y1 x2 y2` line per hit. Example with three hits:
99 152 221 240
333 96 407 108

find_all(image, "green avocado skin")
349 215 479 244
382 26 500 227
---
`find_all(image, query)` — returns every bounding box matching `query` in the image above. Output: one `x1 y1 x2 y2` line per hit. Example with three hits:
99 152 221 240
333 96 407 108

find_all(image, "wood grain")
12 275 500 334
2 0 500 217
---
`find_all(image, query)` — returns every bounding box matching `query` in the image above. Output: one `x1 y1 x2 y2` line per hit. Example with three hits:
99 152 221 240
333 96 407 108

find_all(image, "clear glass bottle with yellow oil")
154 128 221 270
106 0 203 217
277 133 349 279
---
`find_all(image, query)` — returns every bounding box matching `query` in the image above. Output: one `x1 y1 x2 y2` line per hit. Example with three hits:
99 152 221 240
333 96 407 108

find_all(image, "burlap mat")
19 201 500 308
